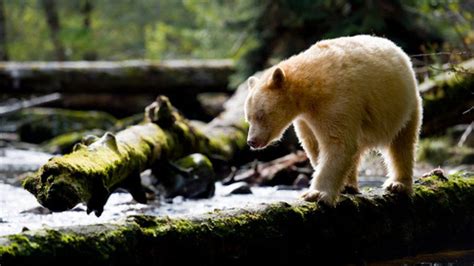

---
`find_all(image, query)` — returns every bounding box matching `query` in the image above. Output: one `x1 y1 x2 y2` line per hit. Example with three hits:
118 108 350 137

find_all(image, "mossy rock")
156 153 216 199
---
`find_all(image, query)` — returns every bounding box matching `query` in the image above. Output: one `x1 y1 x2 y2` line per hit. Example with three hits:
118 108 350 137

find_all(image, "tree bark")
41 0 67 61
80 0 97 60
3 173 474 265
0 93 61 116
0 0 8 61
22 83 249 216
0 59 234 94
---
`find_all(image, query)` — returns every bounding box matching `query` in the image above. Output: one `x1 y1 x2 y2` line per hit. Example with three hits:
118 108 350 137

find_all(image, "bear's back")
281 35 420 145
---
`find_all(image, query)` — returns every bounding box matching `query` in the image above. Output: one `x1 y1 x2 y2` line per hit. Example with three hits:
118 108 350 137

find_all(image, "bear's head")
244 67 297 150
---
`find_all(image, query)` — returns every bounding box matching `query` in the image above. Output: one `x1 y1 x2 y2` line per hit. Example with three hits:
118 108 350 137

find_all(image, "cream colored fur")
244 35 422 206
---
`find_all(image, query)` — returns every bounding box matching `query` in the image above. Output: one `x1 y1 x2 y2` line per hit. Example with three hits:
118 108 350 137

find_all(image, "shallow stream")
0 177 386 236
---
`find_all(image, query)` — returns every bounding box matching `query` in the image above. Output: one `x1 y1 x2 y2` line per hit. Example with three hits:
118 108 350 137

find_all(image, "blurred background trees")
1 0 473 83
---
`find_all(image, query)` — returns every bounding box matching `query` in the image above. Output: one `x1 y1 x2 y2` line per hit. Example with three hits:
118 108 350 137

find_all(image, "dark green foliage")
4 1 470 81
421 62 474 136
233 0 447 83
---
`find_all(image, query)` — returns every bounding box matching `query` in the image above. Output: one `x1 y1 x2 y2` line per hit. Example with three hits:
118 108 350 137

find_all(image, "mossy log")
2 173 474 265
0 60 234 94
22 84 249 216
420 58 474 136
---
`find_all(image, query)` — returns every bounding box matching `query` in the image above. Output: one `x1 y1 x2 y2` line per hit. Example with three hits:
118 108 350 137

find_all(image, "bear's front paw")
301 189 337 206
383 179 413 194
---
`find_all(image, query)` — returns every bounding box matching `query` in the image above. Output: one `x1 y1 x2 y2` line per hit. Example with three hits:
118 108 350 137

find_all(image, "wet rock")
156 153 216 199
70 206 86 212
276 185 303 191
222 182 252 196
20 206 52 215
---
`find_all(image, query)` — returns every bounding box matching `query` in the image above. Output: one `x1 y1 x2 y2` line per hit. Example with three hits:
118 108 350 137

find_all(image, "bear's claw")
383 179 412 194
301 189 337 206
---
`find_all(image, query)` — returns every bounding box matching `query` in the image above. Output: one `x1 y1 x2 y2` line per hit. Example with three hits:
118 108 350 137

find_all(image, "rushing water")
0 182 306 236
0 177 387 236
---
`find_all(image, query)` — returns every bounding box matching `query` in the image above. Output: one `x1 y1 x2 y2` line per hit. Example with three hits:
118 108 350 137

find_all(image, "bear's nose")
247 139 258 148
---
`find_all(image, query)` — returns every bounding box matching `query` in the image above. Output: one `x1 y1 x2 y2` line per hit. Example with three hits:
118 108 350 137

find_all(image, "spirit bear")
244 35 422 205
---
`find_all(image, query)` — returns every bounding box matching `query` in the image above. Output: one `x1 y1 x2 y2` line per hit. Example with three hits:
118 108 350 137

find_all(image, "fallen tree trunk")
2 173 474 265
22 84 249 216
0 59 234 94
0 93 62 116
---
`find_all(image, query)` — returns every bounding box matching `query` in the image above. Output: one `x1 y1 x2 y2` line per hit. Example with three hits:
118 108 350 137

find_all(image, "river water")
0 176 388 236
0 147 386 236
0 182 304 236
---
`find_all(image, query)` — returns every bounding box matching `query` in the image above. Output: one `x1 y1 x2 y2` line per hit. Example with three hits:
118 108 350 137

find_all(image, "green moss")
24 123 170 214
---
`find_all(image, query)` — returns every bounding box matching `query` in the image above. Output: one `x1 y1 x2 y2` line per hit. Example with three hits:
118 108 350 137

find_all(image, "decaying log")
2 173 474 265
0 60 234 94
23 84 249 216
224 151 310 186
0 93 62 116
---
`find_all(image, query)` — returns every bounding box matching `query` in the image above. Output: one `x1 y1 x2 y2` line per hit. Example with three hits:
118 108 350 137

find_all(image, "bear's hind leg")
383 109 420 193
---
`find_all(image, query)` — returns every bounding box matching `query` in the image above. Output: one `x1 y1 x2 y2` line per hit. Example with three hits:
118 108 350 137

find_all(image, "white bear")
244 35 422 205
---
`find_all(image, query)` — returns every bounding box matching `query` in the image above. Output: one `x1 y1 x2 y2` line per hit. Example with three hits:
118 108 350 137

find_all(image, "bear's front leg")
302 139 359 206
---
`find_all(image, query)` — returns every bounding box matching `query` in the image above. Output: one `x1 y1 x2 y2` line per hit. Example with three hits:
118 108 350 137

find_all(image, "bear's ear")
247 76 258 90
271 67 286 88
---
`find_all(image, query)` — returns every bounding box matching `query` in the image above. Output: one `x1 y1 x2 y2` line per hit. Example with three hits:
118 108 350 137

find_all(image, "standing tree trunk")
0 0 8 61
41 0 67 61
80 0 97 60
